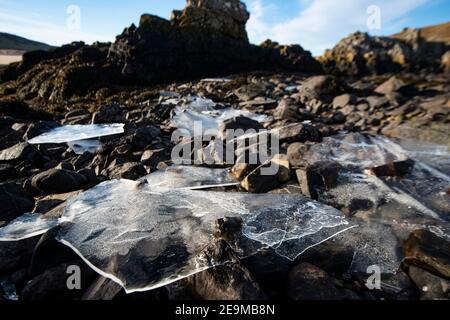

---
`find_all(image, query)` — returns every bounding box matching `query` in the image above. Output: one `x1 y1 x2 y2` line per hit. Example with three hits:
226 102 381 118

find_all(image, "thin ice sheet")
28 124 125 144
56 179 350 293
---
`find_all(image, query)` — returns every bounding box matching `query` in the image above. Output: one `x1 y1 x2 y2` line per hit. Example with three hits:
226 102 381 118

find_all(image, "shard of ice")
56 179 351 293
141 165 239 190
305 133 450 275
0 213 59 241
28 124 125 144
171 96 267 136
67 140 102 155
304 133 410 170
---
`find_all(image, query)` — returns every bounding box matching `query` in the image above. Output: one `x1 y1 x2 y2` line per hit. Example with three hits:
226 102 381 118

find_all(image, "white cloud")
247 0 429 56
0 9 112 46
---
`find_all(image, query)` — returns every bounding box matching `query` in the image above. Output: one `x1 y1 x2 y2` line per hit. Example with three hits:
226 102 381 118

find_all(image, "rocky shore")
0 0 449 301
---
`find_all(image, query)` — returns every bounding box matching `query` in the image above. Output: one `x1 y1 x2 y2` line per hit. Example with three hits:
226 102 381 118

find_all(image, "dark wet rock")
107 162 147 180
286 262 343 300
0 163 16 180
0 142 38 162
213 217 243 242
0 237 39 275
140 148 170 168
277 123 322 143
31 168 88 194
21 261 97 301
369 158 415 177
403 230 450 279
219 116 264 137
0 183 35 222
29 228 83 277
187 261 266 300
82 276 124 301
129 125 161 149
408 265 450 300
108 1 321 84
296 241 354 278
295 160 342 199
92 104 125 124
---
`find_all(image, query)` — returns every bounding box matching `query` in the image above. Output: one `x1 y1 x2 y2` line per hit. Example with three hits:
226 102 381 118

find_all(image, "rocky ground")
0 0 449 301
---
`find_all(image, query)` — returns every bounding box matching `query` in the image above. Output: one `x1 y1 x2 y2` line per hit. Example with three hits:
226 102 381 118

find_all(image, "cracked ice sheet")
141 165 238 190
308 133 450 275
56 179 350 293
0 213 59 241
28 124 125 144
171 96 267 136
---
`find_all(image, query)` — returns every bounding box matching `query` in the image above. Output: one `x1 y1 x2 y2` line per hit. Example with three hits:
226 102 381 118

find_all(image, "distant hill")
0 32 53 52
392 21 450 45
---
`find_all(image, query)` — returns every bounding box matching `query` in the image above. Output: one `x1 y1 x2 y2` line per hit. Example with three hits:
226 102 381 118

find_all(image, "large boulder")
320 30 448 76
108 0 321 83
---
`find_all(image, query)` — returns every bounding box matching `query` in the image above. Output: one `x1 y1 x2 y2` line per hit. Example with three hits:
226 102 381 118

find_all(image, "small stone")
287 142 309 167
403 229 450 279
333 94 355 109
408 266 450 300
0 183 35 221
295 160 342 199
369 159 415 177
286 262 343 300
0 142 38 162
107 162 147 180
31 168 88 194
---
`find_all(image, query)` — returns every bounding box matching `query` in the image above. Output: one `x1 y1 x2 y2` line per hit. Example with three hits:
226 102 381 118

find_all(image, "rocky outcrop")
108 0 321 83
320 29 449 76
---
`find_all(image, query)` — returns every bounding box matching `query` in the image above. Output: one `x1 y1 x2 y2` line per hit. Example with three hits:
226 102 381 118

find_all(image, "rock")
0 163 16 180
276 123 322 143
299 75 338 102
187 262 266 300
442 51 450 72
213 217 243 242
286 262 343 300
107 162 147 180
82 276 124 301
333 94 356 109
219 116 264 137
295 160 342 199
129 125 161 149
287 142 309 167
108 1 321 84
92 104 124 124
369 159 415 177
296 241 354 277
140 149 169 168
240 156 290 193
31 168 88 194
0 142 38 162
320 30 446 76
274 99 298 120
0 237 39 275
408 265 450 300
0 183 35 221
29 227 82 277
21 261 97 301
403 229 450 279
375 76 407 95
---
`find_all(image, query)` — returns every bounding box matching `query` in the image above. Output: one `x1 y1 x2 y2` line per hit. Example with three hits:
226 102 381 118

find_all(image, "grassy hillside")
393 21 450 44
0 32 53 52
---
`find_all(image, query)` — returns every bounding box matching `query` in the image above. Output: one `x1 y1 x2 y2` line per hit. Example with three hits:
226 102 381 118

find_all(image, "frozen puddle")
56 179 350 293
28 124 125 154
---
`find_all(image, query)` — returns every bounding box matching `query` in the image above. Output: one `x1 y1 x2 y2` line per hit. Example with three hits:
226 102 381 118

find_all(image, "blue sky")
0 0 449 55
